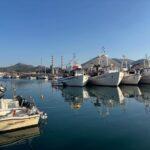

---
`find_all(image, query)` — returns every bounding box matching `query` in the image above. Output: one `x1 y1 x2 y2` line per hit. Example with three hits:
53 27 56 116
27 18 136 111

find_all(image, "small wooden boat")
140 56 150 84
0 114 40 132
0 96 47 132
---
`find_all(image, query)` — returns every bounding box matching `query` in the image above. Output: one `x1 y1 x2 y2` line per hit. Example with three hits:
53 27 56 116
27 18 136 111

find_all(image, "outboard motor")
16 95 23 106
16 95 34 109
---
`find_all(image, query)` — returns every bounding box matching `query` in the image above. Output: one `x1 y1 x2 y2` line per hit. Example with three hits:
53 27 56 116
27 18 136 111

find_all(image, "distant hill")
131 59 145 69
81 56 147 70
82 56 134 69
0 58 147 73
0 63 50 73
112 58 134 66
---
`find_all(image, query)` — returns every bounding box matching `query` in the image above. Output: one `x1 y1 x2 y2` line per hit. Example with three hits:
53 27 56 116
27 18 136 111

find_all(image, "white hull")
121 74 141 85
89 72 124 86
0 115 40 132
140 75 150 84
62 75 89 87
140 68 150 84
29 77 36 80
37 75 48 80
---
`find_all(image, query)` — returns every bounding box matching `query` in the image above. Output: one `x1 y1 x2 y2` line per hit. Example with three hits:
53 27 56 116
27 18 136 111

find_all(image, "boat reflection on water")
58 84 150 117
138 85 150 113
120 85 150 113
140 85 150 100
88 86 125 118
120 85 142 100
0 126 40 148
61 87 89 110
60 86 125 117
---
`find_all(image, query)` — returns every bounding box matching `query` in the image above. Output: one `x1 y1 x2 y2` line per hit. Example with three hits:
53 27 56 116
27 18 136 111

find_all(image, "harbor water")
0 79 150 150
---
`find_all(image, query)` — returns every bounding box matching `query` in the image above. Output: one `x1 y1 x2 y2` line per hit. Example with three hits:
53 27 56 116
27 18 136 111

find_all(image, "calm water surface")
0 79 150 150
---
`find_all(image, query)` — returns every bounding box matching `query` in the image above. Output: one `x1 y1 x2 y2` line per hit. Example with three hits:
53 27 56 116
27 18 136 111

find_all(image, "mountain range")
82 56 145 69
0 57 146 72
0 63 50 73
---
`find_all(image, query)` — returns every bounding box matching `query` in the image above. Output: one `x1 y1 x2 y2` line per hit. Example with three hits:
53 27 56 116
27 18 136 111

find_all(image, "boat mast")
122 55 127 69
44 58 46 76
41 57 42 75
144 54 150 68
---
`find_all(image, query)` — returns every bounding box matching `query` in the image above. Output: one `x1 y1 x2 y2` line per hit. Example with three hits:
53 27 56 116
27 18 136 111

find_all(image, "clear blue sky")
0 0 150 67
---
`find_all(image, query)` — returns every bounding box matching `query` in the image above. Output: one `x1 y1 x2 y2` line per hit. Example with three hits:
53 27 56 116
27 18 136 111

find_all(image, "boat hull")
62 75 89 87
121 74 141 85
140 75 150 84
89 72 124 86
0 115 40 132
140 68 150 84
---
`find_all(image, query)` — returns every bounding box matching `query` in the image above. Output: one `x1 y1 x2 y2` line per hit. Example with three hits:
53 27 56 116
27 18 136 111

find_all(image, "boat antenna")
101 46 105 54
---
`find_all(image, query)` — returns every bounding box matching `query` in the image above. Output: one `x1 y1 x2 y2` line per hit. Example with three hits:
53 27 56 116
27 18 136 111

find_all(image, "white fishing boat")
0 96 47 132
140 56 150 84
60 54 89 87
62 69 89 87
89 54 124 86
89 70 124 86
121 72 141 85
140 68 150 84
120 56 141 85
